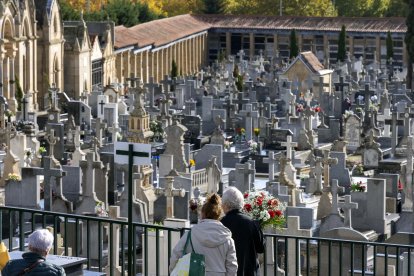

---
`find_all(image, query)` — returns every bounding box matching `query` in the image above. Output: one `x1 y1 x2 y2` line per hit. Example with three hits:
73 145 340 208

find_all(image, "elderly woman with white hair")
221 187 265 276
2 229 66 275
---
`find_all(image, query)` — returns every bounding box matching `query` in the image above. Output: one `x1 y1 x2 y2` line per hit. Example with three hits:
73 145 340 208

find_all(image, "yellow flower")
189 159 195 167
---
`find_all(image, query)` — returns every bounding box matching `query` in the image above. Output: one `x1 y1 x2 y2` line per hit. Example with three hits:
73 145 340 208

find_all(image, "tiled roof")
300 52 324 73
114 14 407 50
193 14 407 33
114 14 210 49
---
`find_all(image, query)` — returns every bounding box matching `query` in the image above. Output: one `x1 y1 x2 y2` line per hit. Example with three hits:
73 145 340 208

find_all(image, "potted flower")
189 198 204 224
6 173 21 182
243 190 286 230
223 140 231 150
351 181 365 192
247 139 258 154
94 201 108 217
38 146 47 157
254 128 260 140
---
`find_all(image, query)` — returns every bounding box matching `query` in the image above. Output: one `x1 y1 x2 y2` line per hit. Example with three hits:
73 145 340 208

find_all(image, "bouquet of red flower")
243 191 286 228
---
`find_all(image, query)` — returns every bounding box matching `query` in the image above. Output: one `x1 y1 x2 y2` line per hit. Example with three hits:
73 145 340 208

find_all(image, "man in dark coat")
2 229 65 275
221 187 265 276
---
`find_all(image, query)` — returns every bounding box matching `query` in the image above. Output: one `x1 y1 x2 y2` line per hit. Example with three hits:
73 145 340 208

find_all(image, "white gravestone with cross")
338 195 358 228
276 216 312 276
316 150 338 220
154 170 185 219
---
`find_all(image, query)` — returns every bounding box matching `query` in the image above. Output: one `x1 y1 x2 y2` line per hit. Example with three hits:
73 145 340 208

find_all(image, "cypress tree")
289 29 299 59
337 25 347 62
202 0 226 14
386 31 394 62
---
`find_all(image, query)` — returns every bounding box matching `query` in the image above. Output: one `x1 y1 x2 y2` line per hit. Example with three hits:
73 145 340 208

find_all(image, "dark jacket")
221 209 265 276
2 252 66 276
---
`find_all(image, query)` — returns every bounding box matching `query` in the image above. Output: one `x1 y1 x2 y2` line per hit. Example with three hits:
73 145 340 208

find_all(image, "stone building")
282 51 333 98
35 0 65 110
114 15 408 84
114 15 209 85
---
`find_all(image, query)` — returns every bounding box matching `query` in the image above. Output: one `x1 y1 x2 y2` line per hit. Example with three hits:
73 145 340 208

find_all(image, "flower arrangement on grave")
7 173 21 182
296 103 304 113
116 132 123 142
369 103 379 112
95 201 108 217
243 190 286 228
150 121 163 141
247 139 258 154
354 163 364 176
312 106 321 113
355 107 363 114
351 181 365 192
224 140 231 149
398 180 403 192
254 128 260 137
189 159 196 167
235 127 246 142
38 146 46 156
189 198 204 213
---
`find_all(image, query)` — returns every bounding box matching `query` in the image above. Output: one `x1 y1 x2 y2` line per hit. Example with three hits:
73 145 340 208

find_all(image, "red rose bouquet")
243 190 286 228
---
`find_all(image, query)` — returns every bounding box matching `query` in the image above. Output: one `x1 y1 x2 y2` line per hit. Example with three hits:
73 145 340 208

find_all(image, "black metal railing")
1 206 413 276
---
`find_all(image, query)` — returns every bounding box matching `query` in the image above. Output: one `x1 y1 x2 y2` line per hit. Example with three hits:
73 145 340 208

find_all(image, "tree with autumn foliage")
58 0 159 26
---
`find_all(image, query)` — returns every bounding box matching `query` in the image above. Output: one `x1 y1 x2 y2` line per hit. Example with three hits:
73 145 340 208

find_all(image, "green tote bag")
171 230 206 276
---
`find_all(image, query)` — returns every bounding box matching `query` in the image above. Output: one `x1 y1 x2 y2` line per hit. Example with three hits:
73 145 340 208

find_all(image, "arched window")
130 119 134 130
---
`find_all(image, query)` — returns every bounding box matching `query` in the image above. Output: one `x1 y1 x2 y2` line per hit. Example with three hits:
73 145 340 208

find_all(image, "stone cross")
3 122 16 151
329 180 344 215
108 122 121 143
377 108 391 136
281 135 297 160
40 156 67 211
398 107 414 139
144 76 158 108
239 104 256 140
360 84 375 120
276 216 311 276
334 76 350 136
263 151 278 182
99 99 105 115
80 91 88 105
49 84 60 110
95 118 107 146
319 150 338 188
74 126 84 149
302 106 316 131
46 128 59 158
304 90 313 107
271 114 279 129
126 76 140 88
338 195 358 228
317 150 338 220
20 95 29 121
385 110 404 156
106 206 127 275
155 170 185 218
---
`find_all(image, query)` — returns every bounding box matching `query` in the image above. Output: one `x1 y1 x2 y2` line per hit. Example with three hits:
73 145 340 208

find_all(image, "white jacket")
169 219 238 276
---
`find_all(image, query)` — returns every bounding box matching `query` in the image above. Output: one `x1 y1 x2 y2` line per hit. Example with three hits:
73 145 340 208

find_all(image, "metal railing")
1 205 414 276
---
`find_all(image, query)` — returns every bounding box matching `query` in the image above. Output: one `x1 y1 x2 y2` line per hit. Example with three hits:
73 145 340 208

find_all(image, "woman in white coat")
169 194 238 276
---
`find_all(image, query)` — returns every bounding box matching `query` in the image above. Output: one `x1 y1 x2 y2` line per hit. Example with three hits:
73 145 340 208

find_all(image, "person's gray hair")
222 187 244 211
28 229 54 254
